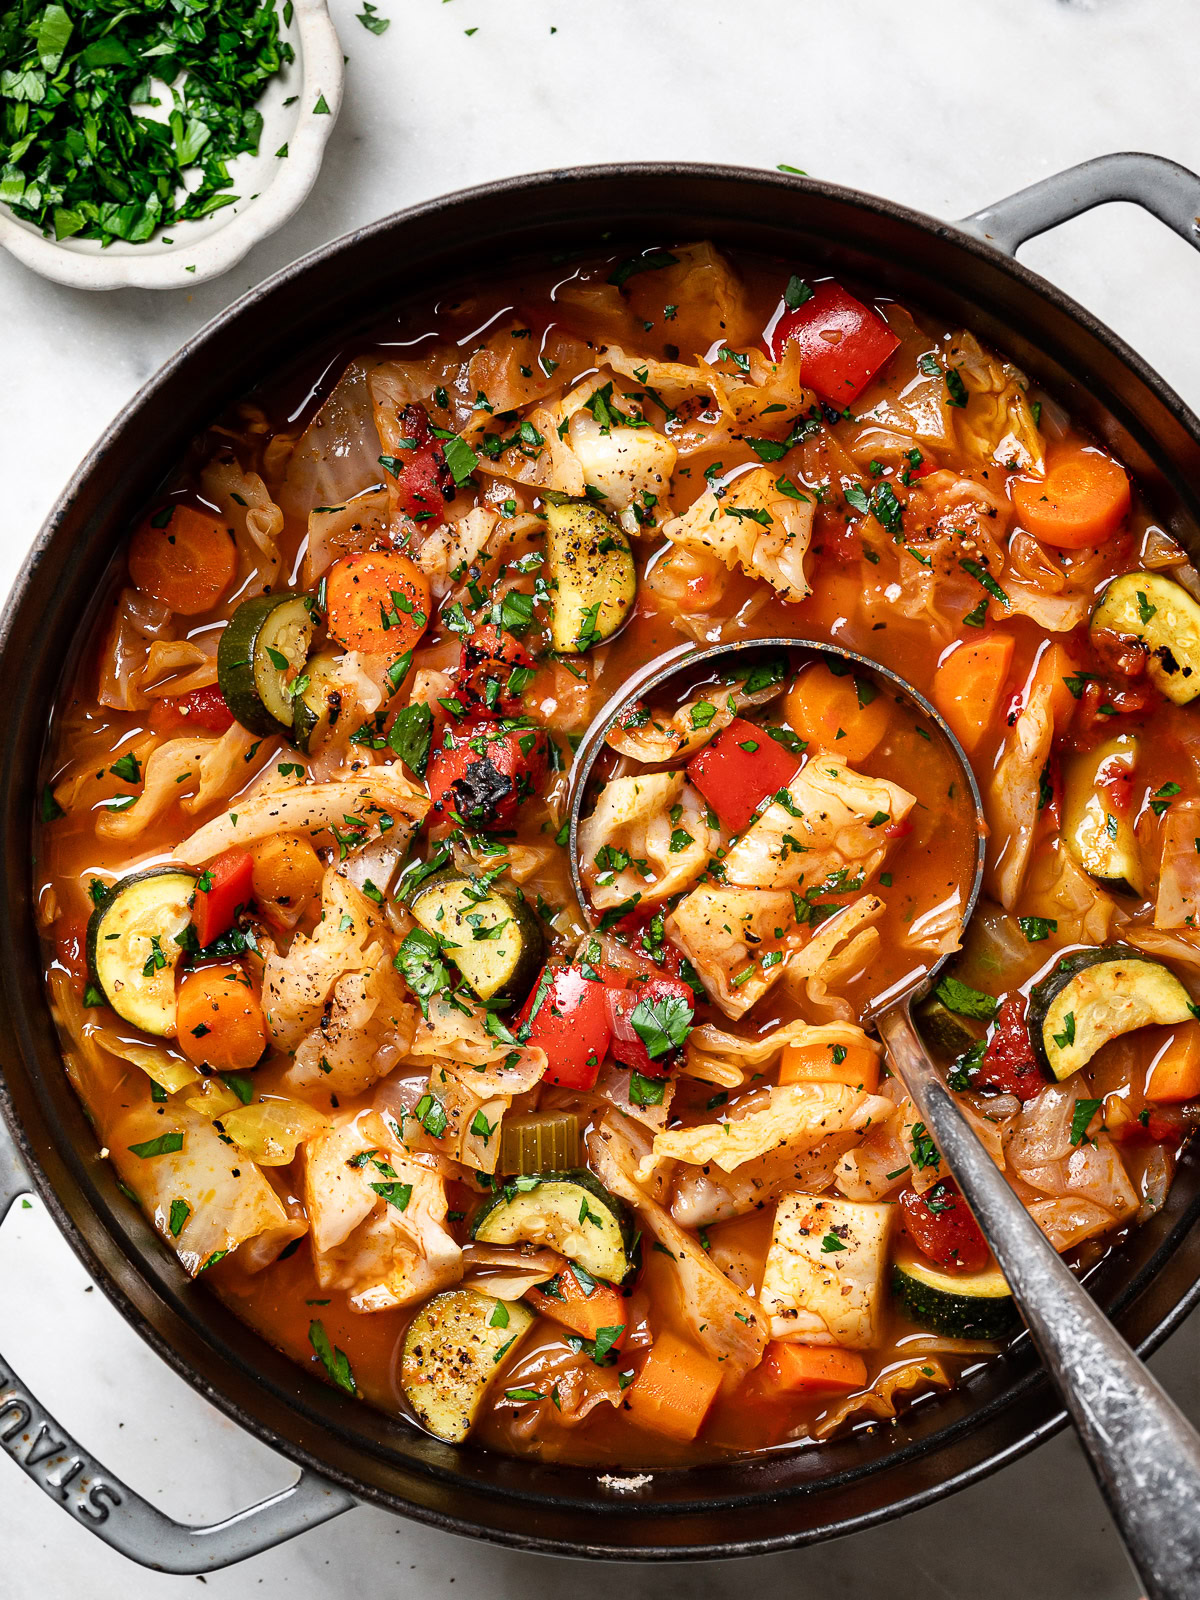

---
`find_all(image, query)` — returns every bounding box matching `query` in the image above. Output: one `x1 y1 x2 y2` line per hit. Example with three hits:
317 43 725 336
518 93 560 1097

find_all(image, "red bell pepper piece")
427 719 550 830
899 1178 989 1273
686 716 801 834
148 684 235 735
607 974 694 1079
192 849 254 948
387 403 454 525
767 282 900 407
458 623 537 718
975 994 1047 1102
516 961 615 1090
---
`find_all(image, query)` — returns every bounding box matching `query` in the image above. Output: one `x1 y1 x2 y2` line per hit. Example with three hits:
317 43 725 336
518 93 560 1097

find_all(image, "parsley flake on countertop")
0 0 293 245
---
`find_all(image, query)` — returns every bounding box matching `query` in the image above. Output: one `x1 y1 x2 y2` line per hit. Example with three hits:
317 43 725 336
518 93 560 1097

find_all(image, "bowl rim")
6 159 1200 1559
0 0 343 292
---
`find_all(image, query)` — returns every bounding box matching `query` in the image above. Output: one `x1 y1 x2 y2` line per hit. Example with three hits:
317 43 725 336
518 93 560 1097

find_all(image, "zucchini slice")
916 995 987 1059
1028 945 1194 1081
401 1288 534 1442
892 1246 1018 1340
545 500 636 654
1062 736 1143 895
86 866 198 1036
1091 572 1200 705
471 1170 633 1283
217 592 316 737
291 650 344 754
409 869 545 1004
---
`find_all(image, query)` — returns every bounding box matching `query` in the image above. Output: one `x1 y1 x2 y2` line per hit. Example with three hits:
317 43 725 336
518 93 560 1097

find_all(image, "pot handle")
959 151 1200 256
0 1124 356 1573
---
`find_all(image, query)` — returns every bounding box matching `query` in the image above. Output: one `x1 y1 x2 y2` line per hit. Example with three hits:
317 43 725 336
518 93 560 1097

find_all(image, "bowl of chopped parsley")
0 0 342 289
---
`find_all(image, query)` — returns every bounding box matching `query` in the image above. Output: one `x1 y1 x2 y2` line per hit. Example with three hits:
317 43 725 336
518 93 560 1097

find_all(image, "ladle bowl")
567 633 1200 1600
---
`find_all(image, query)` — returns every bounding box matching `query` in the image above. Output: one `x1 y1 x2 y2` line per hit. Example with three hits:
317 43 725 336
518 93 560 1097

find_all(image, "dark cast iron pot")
3 152 1200 1573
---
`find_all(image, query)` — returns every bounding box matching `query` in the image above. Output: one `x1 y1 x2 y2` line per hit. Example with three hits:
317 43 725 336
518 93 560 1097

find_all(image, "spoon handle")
880 1004 1200 1600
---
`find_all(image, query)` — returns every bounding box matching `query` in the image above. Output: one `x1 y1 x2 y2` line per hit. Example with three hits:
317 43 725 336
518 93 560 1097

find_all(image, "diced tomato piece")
427 719 550 830
525 1264 627 1344
55 917 89 982
148 684 235 735
607 974 694 1078
975 993 1047 1102
766 282 901 406
192 849 254 948
899 1178 990 1273
1079 677 1160 729
458 623 536 718
386 404 454 525
685 716 801 835
883 816 914 840
515 960 614 1090
1113 1105 1189 1146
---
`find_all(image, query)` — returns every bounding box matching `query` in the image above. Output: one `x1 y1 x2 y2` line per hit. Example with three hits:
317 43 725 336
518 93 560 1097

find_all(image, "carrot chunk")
1146 1022 1200 1103
128 505 237 615
783 661 889 765
325 551 431 653
779 1039 879 1092
624 1331 724 1441
176 963 266 1071
932 635 1015 754
1011 448 1131 549
249 833 325 923
525 1265 627 1346
761 1341 868 1394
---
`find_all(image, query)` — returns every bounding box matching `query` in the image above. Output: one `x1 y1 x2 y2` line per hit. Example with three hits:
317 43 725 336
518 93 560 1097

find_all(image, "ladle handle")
880 1005 1200 1600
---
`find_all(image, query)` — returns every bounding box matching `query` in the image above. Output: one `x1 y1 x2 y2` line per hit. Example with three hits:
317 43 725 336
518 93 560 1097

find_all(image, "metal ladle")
568 636 1200 1600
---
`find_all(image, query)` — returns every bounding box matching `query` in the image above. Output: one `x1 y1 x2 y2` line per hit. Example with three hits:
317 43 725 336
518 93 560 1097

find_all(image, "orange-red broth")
35 245 1194 1466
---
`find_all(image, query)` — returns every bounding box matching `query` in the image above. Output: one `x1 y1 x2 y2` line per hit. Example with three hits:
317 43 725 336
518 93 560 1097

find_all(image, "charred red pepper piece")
192 849 254 948
458 623 537 718
686 716 802 834
899 1177 990 1273
148 684 235 735
387 404 455 526
427 719 550 830
976 993 1047 1102
516 960 617 1090
607 973 694 1079
766 282 900 406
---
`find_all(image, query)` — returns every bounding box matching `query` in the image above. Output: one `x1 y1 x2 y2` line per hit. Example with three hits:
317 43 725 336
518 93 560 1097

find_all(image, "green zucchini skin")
217 592 316 738
545 500 637 654
892 1250 1018 1341
1091 572 1200 706
1028 945 1195 1081
471 1170 633 1283
1061 736 1142 895
916 996 987 1059
86 865 198 1036
409 868 545 1004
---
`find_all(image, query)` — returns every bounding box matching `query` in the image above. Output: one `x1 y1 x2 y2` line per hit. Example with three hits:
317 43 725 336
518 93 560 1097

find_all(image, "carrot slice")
325 551 431 653
762 1341 868 1394
783 660 889 764
932 635 1015 754
624 1331 724 1442
176 963 266 1071
1011 448 1131 549
128 505 237 616
1146 1022 1200 1102
525 1265 627 1346
249 833 325 923
779 1039 879 1092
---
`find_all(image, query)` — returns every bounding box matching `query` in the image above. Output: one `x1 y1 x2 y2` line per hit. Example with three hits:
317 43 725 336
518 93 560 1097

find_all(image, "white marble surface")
2 0 1199 1593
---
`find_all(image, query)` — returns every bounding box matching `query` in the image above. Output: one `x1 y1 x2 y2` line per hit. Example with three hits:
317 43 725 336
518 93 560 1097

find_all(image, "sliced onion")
93 1028 201 1095
1137 1143 1173 1224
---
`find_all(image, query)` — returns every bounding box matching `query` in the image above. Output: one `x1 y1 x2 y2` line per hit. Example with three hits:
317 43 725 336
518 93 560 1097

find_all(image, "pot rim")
6 159 1200 1560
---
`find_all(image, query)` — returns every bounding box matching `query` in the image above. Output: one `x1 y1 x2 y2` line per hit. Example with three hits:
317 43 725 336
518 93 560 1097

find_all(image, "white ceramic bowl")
0 0 342 291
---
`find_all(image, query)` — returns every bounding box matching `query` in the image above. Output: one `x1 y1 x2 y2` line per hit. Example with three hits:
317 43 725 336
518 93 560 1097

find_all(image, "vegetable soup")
36 242 1200 1465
